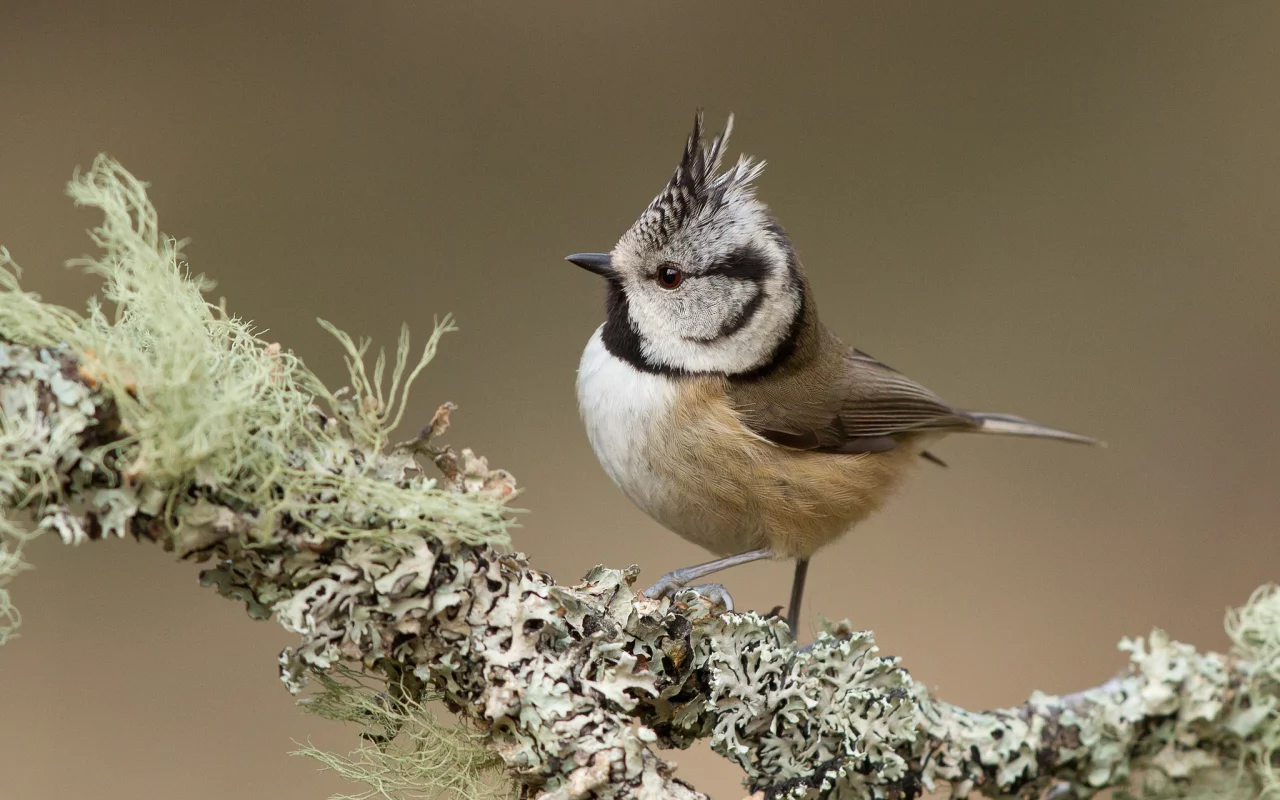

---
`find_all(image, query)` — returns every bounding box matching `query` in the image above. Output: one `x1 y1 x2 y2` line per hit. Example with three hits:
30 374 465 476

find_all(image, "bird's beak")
565 252 613 278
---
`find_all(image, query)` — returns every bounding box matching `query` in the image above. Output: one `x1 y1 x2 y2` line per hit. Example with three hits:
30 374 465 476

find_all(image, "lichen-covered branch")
3 158 1279 800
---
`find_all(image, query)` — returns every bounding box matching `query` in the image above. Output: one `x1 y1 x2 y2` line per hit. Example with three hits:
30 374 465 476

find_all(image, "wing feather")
739 347 977 454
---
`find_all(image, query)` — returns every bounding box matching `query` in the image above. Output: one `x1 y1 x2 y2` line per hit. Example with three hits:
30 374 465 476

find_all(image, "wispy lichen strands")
317 315 458 454
0 247 84 347
3 160 1280 799
293 666 514 800
7 154 513 553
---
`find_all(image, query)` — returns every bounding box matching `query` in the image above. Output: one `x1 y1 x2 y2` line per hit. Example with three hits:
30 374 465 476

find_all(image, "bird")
565 112 1096 636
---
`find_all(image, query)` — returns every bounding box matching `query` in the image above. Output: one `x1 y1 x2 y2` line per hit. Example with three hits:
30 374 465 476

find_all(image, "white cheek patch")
634 277 758 343
699 277 762 339
672 279 759 343
631 276 798 375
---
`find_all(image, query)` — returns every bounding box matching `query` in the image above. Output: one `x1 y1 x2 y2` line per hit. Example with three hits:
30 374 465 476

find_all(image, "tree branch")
3 158 1278 799
3 339 1278 799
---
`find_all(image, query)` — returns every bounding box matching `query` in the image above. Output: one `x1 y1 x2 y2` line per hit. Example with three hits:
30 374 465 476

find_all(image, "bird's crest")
630 112 766 249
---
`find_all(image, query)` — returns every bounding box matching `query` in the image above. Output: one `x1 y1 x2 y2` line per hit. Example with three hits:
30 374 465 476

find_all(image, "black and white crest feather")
631 112 767 250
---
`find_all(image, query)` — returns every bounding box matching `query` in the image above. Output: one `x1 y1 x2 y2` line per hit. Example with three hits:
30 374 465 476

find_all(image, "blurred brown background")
3 2 1279 798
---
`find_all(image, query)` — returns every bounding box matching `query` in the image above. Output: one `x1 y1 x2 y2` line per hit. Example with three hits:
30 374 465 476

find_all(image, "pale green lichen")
699 614 919 796
294 666 514 800
1225 584 1280 797
0 155 512 638
0 341 103 642
684 589 1280 799
0 157 516 798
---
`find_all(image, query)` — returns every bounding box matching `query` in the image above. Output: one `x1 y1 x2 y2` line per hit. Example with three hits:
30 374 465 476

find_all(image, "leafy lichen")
0 340 102 642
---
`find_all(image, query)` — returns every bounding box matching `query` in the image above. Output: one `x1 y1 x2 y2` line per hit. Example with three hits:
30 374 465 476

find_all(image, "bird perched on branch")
566 113 1096 635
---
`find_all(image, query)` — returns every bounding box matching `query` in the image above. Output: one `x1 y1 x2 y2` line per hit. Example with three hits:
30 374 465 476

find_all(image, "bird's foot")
642 570 692 600
644 572 735 613
676 583 735 612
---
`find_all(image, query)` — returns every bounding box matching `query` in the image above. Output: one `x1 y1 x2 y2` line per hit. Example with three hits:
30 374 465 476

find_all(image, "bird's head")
567 113 807 376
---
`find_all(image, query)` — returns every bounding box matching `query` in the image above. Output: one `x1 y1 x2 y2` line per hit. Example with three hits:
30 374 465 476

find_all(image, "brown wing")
731 347 979 455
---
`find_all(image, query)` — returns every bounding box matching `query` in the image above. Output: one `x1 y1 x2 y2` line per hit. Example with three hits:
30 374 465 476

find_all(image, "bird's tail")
967 412 1102 446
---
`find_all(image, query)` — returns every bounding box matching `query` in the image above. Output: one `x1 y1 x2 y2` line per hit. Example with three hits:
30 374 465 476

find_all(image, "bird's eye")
657 265 683 289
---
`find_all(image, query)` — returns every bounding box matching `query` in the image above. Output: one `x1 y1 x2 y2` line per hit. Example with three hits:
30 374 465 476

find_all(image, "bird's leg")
786 557 810 636
643 547 773 600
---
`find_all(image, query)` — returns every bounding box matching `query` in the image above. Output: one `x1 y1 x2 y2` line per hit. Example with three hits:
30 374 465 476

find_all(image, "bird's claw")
677 583 734 612
643 574 736 613
643 572 687 600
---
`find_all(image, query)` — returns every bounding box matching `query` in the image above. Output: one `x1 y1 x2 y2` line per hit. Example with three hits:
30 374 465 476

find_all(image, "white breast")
576 326 678 519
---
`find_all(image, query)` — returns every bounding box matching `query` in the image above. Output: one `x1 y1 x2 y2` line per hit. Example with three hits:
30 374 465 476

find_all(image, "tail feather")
968 412 1102 446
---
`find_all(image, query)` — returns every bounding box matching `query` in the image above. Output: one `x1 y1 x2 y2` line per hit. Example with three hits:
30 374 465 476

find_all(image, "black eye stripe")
702 245 771 282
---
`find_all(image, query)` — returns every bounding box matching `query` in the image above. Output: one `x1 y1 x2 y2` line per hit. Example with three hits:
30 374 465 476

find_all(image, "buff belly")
577 327 929 559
